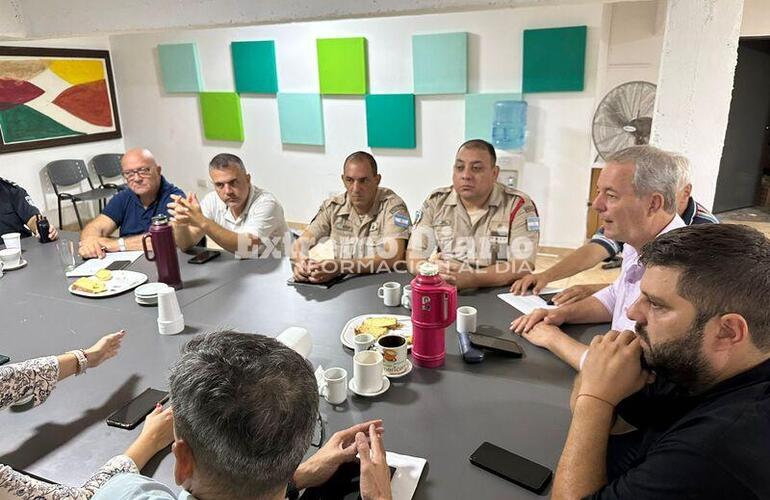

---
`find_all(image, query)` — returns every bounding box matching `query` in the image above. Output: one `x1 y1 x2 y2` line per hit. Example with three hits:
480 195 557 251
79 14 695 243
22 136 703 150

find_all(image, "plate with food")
340 314 412 351
68 269 148 298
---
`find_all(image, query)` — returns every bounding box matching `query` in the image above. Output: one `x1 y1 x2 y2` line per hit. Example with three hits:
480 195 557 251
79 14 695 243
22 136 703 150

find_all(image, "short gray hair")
169 331 318 497
209 153 247 173
607 145 679 213
672 154 692 190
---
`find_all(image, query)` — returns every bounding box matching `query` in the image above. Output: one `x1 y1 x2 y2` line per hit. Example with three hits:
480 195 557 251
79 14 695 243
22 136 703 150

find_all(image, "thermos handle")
443 289 457 326
142 233 155 261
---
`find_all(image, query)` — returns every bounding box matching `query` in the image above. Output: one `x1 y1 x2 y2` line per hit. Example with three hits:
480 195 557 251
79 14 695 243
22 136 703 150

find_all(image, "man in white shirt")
170 154 289 258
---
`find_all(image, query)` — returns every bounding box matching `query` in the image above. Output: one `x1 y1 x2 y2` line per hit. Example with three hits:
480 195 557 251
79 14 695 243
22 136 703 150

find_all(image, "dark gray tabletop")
0 235 609 499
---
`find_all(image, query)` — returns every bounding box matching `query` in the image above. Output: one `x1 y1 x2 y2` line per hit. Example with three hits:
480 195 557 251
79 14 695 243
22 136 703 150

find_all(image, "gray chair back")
46 159 90 188
91 154 123 180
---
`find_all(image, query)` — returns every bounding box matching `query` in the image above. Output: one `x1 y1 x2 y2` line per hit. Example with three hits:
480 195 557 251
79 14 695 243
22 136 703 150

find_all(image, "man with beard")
550 224 770 500
511 145 684 369
169 153 288 258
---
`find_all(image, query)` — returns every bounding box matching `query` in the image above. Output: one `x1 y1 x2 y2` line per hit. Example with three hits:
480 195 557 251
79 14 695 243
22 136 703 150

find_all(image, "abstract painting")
316 37 368 95
0 47 121 153
522 25 587 93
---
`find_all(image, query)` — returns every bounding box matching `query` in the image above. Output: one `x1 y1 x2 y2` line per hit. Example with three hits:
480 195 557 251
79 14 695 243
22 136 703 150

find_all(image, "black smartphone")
538 292 558 305
187 250 221 264
469 333 524 357
470 442 552 494
106 388 169 430
0 354 10 365
105 260 132 271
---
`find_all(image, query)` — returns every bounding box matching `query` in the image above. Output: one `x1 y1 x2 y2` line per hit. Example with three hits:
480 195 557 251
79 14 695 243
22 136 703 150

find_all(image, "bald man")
79 148 184 258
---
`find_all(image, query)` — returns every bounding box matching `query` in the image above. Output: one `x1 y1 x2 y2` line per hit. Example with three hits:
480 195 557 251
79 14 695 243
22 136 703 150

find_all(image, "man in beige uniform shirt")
292 151 411 284
407 139 540 290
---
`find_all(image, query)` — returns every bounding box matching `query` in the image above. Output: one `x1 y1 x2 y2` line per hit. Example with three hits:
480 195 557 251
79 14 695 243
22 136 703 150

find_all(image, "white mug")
319 367 348 405
1 232 21 250
0 248 21 267
376 334 408 375
377 282 401 307
354 333 375 354
401 285 412 310
277 327 313 359
457 306 478 334
353 350 384 393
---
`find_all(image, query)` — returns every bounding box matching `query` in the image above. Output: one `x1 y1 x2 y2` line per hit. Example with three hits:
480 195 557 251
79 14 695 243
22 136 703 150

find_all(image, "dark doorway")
714 38 770 213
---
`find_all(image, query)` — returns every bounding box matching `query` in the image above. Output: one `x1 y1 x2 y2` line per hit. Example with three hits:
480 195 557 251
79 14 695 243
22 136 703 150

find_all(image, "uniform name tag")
394 214 409 228
527 216 540 232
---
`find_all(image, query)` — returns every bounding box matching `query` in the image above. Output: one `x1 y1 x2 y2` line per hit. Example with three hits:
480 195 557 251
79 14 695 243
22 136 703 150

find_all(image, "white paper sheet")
497 287 564 315
66 251 144 278
387 451 427 500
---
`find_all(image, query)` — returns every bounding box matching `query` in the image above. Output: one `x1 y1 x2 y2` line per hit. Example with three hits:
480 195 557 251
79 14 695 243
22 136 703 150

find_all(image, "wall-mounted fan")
592 81 657 160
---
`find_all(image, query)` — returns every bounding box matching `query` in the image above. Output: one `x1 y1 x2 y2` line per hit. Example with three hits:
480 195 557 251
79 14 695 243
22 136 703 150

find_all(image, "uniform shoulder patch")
393 212 410 229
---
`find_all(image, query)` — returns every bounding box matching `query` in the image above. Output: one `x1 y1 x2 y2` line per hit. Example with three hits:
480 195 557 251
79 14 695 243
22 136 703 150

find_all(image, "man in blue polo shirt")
79 148 183 258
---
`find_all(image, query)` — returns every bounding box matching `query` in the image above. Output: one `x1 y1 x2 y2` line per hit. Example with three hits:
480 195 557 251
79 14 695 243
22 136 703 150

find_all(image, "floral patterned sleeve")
0 356 59 410
0 455 140 500
0 356 141 499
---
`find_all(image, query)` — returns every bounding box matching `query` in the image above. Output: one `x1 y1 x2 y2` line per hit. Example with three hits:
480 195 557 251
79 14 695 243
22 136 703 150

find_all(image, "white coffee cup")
377 282 401 306
457 306 478 334
277 327 312 359
157 287 184 335
353 350 384 393
354 333 375 354
401 285 412 310
0 248 21 267
376 334 408 375
319 367 348 405
1 232 21 250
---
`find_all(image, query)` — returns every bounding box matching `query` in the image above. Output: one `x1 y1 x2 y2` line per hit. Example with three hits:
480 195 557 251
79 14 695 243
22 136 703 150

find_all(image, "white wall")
741 0 770 37
110 4 604 248
603 0 664 93
0 36 125 225
13 0 623 39
651 0 743 210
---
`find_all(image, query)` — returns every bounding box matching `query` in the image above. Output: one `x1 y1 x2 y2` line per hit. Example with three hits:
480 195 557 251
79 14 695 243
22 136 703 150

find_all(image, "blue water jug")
492 100 527 150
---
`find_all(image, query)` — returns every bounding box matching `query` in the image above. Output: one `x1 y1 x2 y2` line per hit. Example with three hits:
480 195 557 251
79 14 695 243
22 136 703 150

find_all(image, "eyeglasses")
310 412 326 448
121 167 153 179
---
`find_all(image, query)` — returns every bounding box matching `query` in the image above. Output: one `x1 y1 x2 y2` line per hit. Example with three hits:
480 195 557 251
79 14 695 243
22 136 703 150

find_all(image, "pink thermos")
411 262 457 368
142 215 183 290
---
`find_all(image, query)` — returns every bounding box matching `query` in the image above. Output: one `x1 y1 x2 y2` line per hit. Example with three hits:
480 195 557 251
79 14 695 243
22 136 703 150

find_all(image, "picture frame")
0 46 122 153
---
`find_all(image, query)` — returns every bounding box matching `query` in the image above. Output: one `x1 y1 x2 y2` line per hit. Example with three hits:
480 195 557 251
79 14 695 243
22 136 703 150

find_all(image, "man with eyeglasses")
291 151 411 284
79 148 184 258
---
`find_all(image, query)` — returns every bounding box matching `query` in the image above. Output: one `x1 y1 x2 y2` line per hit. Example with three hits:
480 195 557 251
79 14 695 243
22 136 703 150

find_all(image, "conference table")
0 234 608 499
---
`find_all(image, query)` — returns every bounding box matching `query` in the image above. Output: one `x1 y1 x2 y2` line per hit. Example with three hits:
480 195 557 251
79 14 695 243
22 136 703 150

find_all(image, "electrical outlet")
196 178 208 188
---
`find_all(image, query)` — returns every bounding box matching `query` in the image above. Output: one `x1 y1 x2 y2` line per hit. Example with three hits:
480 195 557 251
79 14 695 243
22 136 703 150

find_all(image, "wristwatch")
118 237 126 251
69 349 88 375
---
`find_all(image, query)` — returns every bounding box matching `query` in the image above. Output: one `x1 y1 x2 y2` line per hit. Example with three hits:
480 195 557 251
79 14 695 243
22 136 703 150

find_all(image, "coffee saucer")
2 259 27 271
348 376 390 397
385 360 413 379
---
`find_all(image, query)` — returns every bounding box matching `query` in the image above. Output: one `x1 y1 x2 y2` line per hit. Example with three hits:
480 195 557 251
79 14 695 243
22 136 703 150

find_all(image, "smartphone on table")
105 260 132 271
187 250 221 264
469 441 552 494
106 388 169 429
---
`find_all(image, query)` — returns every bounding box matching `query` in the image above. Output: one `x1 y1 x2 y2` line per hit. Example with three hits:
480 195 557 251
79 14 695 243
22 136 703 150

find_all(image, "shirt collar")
680 196 696 225
224 184 256 224
447 183 502 208
129 175 169 209
341 188 383 218
699 357 770 400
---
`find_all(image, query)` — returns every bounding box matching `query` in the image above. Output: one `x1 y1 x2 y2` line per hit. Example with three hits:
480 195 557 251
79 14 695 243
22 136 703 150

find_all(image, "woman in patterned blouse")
0 330 174 500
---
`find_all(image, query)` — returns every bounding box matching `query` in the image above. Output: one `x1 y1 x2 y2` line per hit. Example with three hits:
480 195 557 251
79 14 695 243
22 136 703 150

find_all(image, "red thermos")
142 215 183 290
411 262 457 368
